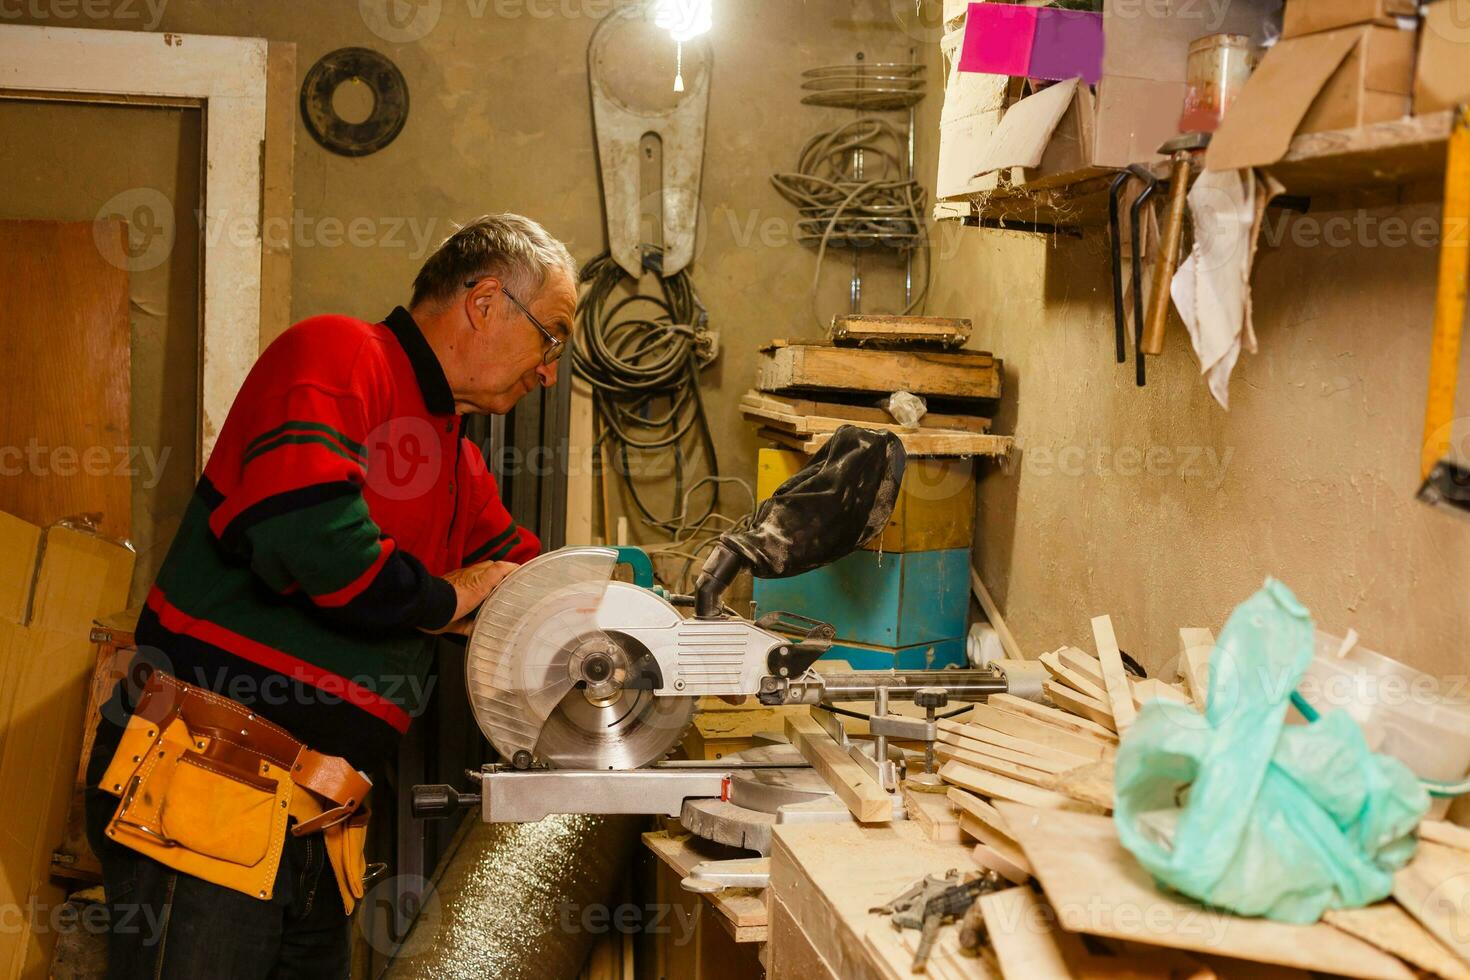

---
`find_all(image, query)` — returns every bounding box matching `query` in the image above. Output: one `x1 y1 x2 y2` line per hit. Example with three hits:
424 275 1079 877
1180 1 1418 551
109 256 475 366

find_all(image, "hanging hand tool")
1109 165 1159 385
1418 106 1470 520
1143 132 1212 359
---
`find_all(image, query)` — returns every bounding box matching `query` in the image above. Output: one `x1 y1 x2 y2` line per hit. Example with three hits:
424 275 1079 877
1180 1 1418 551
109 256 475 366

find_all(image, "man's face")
458 267 576 415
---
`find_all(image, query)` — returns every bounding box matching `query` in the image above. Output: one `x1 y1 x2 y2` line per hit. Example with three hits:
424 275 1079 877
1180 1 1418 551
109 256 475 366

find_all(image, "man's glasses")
464 278 565 365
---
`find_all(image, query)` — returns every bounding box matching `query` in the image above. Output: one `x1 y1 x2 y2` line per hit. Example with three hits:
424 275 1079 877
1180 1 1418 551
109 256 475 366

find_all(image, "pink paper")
1029 8 1104 84
959 2 1040 77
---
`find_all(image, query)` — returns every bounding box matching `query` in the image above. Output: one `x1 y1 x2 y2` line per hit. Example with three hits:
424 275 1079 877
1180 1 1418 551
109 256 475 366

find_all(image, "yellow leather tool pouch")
101 714 294 901
98 672 371 904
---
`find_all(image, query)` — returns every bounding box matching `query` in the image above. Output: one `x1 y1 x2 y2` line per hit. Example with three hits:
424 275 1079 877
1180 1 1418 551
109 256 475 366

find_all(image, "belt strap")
135 672 371 835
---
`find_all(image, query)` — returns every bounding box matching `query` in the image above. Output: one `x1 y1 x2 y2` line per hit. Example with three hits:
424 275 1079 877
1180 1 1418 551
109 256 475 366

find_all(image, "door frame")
0 25 276 463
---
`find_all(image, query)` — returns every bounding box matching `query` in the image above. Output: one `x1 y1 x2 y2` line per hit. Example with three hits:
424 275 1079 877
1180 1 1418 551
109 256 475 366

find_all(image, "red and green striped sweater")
133 307 539 770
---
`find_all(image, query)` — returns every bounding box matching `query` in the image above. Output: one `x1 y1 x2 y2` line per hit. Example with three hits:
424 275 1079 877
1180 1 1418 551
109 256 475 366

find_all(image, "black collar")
384 307 455 415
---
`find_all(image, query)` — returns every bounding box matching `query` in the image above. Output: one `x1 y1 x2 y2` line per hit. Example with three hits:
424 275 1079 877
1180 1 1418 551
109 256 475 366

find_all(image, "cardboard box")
1299 24 1415 133
1283 0 1419 38
1094 0 1278 167
1415 0 1470 114
1209 23 1414 169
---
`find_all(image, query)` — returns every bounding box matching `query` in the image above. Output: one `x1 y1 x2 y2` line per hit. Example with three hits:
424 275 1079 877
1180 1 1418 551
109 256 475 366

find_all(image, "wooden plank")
829 313 972 347
643 831 769 939
970 568 1024 661
994 803 1416 980
1132 678 1191 709
757 343 1001 400
938 729 1074 775
785 712 892 823
962 819 1032 884
1324 903 1470 980
1394 839 1470 966
1178 628 1215 713
740 390 992 434
939 760 1101 813
1421 819 1470 854
936 743 1057 788
0 221 131 539
1044 760 1116 813
1090 615 1137 733
1042 680 1118 733
989 693 1117 742
968 703 1113 762
767 893 841 980
938 719 1093 770
1040 650 1110 703
259 41 296 347
980 887 1072 978
901 786 963 843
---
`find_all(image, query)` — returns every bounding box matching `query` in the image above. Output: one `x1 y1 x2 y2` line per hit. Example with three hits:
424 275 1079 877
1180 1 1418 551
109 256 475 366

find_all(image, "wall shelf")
946 110 1455 232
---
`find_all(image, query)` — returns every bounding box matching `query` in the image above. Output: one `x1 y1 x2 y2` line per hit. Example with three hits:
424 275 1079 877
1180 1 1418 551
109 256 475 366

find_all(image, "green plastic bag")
1113 579 1430 924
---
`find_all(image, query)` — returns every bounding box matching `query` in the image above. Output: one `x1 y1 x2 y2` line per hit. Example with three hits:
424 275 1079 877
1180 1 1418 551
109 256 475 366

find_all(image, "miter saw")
412 428 1035 852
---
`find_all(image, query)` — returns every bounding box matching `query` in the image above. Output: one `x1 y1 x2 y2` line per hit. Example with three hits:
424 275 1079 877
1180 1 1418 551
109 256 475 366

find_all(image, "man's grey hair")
411 213 576 310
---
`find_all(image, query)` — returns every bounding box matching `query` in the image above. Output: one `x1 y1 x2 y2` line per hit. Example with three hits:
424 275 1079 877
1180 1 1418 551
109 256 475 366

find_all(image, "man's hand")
427 560 518 634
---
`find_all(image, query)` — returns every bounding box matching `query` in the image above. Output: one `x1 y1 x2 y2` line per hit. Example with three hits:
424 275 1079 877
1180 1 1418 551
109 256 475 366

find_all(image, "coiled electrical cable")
571 252 722 536
771 116 931 328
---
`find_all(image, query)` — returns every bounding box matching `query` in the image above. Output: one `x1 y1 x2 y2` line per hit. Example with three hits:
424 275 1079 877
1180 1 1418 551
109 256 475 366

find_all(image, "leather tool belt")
100 672 374 912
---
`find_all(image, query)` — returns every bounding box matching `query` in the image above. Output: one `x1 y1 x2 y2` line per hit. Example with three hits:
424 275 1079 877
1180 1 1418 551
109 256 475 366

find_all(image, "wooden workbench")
767 820 992 980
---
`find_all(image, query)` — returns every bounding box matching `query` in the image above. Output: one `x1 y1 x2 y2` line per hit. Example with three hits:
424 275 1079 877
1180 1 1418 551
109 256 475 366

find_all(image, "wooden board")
937 743 1058 788
1040 650 1110 704
963 821 1031 884
829 313 971 347
980 887 1073 978
768 820 977 980
741 390 992 434
1041 680 1118 733
901 785 963 843
758 342 1002 400
989 693 1117 742
1323 903 1470 980
758 425 1012 459
785 711 893 823
643 830 769 941
1421 819 1470 853
970 569 1024 661
938 725 1078 773
1178 628 1215 713
967 703 1112 762
993 803 1417 980
939 719 1093 770
1091 616 1137 733
768 893 841 980
1044 760 1116 813
1393 839 1470 966
940 760 1102 813
0 220 131 539
259 41 296 347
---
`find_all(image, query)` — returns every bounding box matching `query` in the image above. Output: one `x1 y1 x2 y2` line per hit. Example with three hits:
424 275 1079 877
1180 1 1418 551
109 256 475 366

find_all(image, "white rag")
1170 169 1258 409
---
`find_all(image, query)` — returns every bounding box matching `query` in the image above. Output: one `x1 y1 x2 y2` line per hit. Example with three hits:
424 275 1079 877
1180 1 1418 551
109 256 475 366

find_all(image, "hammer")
1142 131 1211 357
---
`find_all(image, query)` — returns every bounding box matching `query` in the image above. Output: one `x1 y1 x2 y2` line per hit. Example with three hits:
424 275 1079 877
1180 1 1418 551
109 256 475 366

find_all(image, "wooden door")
0 219 131 539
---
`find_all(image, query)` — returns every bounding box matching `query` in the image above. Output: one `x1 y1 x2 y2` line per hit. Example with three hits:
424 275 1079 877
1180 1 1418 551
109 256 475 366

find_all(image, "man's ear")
465 279 499 332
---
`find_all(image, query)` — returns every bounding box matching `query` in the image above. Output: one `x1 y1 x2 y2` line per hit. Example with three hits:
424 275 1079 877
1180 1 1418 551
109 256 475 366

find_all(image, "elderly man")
84 214 577 979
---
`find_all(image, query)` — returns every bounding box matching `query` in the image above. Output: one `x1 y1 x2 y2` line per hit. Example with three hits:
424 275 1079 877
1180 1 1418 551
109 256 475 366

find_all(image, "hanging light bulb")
652 0 712 42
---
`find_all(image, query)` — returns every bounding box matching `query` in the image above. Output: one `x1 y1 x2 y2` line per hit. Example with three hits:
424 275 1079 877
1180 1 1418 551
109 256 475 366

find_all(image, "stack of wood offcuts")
742 314 1012 458
902 617 1470 980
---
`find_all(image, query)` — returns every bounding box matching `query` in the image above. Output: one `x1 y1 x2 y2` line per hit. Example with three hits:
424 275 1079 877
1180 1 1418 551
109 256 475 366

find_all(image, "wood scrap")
757 341 1002 399
784 712 892 823
741 389 991 434
968 703 1114 762
1324 903 1470 980
1058 647 1189 710
829 313 971 348
1040 649 1111 703
1091 615 1137 733
1393 839 1470 967
965 830 1032 884
938 718 1095 770
937 743 1057 788
1043 760 1116 813
992 802 1416 980
980 887 1071 978
939 760 1103 814
947 791 1032 883
989 693 1118 742
937 722 1083 773
901 785 963 843
1132 678 1191 708
1042 680 1118 733
757 424 1012 458
970 569 1024 661
1178 628 1215 713
1420 819 1470 854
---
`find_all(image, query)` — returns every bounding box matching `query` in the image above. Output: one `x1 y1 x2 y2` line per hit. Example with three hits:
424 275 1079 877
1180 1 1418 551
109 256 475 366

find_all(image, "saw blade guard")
465 547 620 765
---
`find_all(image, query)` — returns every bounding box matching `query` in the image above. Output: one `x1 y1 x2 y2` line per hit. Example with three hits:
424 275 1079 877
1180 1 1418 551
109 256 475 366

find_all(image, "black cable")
816 702 972 722
572 253 721 535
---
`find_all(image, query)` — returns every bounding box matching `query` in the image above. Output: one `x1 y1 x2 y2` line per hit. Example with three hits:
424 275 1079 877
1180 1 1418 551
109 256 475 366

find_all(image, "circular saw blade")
464 548 698 770
465 547 618 765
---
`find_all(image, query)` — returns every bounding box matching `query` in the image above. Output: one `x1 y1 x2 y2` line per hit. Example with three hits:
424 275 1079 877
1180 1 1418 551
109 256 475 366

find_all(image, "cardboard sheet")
937 26 1006 199
971 78 1078 176
1206 29 1364 172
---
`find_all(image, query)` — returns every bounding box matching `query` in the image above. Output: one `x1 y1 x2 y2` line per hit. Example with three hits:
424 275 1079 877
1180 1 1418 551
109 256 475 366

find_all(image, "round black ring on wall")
300 47 409 157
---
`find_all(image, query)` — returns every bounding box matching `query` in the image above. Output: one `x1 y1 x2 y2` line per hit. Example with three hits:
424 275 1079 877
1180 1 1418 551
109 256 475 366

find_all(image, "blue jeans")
84 719 351 979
